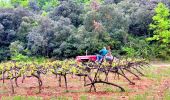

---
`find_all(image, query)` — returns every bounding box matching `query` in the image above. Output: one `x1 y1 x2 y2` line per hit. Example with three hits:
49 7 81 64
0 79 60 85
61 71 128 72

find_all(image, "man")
96 47 108 63
105 46 113 62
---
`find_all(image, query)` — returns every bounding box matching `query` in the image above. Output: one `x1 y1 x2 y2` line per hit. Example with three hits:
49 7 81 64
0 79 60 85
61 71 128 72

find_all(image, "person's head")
103 47 106 50
107 46 111 50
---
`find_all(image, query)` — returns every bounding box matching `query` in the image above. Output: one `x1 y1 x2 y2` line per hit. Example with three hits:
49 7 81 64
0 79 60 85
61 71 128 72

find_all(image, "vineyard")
0 0 170 99
0 58 149 95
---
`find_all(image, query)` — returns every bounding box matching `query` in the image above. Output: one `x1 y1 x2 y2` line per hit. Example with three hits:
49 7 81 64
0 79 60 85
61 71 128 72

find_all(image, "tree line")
0 0 170 61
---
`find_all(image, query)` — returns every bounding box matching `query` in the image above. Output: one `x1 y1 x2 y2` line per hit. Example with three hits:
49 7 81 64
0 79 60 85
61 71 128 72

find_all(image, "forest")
0 0 169 61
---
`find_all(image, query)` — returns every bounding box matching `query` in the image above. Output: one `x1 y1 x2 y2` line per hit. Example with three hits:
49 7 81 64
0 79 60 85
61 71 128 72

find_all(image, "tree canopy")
0 0 170 61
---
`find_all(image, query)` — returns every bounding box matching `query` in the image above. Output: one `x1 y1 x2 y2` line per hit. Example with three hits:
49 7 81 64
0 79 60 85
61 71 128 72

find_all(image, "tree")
0 0 13 8
148 2 170 44
0 8 32 46
27 16 57 56
104 0 123 4
50 0 84 27
147 2 170 59
0 8 32 61
9 40 24 55
11 0 29 7
27 16 75 57
117 0 155 36
83 4 129 46
17 16 38 42
36 0 59 11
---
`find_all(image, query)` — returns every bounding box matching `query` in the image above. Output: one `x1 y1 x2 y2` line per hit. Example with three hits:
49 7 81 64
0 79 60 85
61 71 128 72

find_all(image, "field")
0 62 170 100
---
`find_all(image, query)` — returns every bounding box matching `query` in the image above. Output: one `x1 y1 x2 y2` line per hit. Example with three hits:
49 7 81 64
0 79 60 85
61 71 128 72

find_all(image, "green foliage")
0 0 169 60
41 11 48 16
80 95 88 100
0 0 13 8
17 16 38 42
117 0 154 36
148 2 170 44
27 16 76 58
10 51 47 63
11 53 29 62
130 94 147 100
99 4 129 33
9 41 24 55
30 0 60 11
0 47 10 61
27 16 57 56
10 0 59 11
122 36 155 59
11 0 29 7
50 0 83 27
83 4 129 34
2 96 43 100
122 47 135 57
52 96 72 100
41 0 59 11
0 8 32 61
76 0 90 4
164 89 170 100
82 3 129 56
147 2 170 60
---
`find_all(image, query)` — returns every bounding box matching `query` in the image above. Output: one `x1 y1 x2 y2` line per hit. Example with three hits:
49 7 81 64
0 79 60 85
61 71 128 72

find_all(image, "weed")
163 89 170 100
80 95 88 100
2 96 43 100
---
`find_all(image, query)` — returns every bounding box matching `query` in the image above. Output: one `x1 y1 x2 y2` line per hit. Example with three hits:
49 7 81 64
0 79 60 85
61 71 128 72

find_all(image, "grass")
103 85 133 93
144 66 160 79
129 92 152 100
144 66 170 82
1 96 43 100
64 88 88 93
129 65 170 100
103 86 115 92
163 89 170 100
50 96 73 100
80 95 88 100
130 94 147 100
0 83 8 94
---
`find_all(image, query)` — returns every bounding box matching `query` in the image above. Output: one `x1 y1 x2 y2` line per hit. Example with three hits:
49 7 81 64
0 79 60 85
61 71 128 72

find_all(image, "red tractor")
76 55 97 62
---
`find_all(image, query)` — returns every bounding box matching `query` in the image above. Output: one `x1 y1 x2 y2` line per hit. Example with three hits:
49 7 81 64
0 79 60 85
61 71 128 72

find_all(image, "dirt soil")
0 63 170 100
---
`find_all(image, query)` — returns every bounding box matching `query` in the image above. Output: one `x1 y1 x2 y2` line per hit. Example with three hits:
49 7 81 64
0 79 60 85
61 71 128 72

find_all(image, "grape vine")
0 58 149 93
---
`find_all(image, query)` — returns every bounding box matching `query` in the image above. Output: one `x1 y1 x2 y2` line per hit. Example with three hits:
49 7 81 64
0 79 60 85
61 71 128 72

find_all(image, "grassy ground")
1 63 170 100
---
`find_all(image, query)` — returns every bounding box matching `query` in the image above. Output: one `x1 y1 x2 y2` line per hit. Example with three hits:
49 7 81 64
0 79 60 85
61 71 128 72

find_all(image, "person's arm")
99 49 103 54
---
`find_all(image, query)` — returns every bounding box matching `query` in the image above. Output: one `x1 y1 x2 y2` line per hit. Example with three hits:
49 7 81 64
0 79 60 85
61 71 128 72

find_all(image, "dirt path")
150 61 170 67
